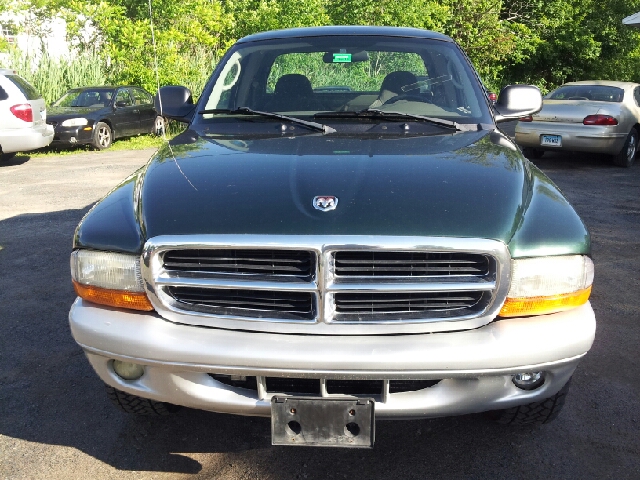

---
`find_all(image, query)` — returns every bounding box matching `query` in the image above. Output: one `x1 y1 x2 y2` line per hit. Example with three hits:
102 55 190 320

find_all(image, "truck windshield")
198 35 492 127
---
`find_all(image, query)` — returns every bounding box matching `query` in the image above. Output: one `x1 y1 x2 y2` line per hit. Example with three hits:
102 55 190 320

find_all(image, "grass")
30 122 186 157
29 134 166 157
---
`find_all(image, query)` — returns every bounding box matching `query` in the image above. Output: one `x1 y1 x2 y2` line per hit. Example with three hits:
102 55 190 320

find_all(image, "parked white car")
0 68 54 160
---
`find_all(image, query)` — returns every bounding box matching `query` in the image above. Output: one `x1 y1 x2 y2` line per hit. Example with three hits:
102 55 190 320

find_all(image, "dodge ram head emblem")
313 196 338 212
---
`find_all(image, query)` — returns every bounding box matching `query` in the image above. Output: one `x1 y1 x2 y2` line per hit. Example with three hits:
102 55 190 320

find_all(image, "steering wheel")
567 96 589 100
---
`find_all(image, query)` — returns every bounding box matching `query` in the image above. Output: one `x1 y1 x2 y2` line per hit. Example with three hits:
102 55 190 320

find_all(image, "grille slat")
163 249 314 278
334 291 484 318
167 287 315 319
334 252 489 277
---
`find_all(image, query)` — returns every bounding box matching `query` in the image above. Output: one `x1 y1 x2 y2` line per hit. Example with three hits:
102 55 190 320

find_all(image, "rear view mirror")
494 85 542 123
322 51 370 63
155 85 195 123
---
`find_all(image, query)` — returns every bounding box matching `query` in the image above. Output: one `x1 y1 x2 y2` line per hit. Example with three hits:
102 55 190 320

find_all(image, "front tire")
92 122 112 150
612 129 637 167
522 148 544 159
105 385 180 416
490 379 571 426
152 116 166 136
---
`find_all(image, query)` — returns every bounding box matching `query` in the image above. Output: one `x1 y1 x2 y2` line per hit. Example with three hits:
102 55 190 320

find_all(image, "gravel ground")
1 141 639 479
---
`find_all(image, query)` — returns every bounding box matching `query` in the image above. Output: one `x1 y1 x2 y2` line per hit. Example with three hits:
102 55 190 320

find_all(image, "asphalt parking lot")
1 140 639 479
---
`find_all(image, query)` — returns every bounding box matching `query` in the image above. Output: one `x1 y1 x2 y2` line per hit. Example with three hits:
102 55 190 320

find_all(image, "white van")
0 68 54 160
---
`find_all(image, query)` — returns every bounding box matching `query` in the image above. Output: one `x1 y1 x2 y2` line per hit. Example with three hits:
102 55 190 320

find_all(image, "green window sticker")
333 53 352 63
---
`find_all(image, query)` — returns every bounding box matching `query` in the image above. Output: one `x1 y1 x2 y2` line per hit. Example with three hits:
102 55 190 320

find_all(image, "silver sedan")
515 80 640 167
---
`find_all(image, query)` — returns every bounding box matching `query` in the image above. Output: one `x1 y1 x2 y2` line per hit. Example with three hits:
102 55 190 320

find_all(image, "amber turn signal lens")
73 280 154 311
499 286 591 317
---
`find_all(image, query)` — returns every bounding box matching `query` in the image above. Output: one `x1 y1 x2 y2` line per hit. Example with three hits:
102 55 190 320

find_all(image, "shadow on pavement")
0 153 31 167
0 207 529 477
1 187 638 478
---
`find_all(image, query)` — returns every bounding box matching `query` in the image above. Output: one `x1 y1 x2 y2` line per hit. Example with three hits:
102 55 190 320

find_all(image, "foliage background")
2 0 640 103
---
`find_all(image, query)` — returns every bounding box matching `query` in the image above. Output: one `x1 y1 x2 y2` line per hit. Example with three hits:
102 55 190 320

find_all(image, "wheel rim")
627 134 637 162
155 117 164 135
98 126 111 147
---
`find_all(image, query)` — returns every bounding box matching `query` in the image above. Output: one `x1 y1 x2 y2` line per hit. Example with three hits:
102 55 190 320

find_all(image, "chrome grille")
144 236 509 335
334 251 489 277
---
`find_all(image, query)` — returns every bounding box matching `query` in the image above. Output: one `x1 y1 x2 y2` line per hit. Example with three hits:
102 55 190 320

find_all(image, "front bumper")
69 299 596 419
51 124 94 145
0 123 54 153
515 122 627 154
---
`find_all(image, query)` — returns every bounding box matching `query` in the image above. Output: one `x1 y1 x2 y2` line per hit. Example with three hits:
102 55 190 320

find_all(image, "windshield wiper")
360 109 464 130
315 109 479 131
198 107 336 134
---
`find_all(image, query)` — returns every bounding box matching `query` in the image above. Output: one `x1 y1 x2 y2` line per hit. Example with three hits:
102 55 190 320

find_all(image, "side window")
115 89 133 107
634 87 640 107
131 88 152 106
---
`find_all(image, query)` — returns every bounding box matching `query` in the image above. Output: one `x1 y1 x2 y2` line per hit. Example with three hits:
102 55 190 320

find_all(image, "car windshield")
197 35 492 127
53 89 115 108
546 85 624 103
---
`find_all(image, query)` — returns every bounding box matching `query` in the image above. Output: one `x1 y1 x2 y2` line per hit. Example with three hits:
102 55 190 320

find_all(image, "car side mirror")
115 100 129 108
155 86 195 123
493 85 542 123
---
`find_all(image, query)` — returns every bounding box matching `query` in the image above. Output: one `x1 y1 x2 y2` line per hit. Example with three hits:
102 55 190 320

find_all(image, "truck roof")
237 26 453 44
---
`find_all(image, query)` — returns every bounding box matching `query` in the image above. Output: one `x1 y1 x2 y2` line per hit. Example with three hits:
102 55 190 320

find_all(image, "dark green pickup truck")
68 26 595 448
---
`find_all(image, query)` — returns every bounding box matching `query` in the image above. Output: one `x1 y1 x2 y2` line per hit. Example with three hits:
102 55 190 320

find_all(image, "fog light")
113 360 145 380
513 372 545 390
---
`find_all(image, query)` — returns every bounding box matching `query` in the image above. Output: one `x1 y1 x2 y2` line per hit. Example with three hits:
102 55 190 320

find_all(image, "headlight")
61 118 89 127
499 255 593 317
70 250 153 311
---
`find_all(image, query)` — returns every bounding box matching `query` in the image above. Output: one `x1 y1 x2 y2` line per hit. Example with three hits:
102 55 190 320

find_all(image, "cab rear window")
6 74 41 100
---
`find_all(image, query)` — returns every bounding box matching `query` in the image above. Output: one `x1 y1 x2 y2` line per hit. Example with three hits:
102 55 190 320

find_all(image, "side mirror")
115 100 129 108
494 85 542 123
155 86 195 123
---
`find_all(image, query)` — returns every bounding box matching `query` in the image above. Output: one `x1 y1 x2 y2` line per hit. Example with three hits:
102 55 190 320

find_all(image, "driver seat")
265 74 323 112
370 71 417 108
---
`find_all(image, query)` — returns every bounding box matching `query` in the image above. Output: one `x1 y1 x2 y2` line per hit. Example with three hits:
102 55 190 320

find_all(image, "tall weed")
1 48 106 104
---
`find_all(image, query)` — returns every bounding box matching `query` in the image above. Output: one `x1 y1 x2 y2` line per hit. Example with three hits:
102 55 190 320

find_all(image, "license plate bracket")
540 134 562 147
271 396 375 448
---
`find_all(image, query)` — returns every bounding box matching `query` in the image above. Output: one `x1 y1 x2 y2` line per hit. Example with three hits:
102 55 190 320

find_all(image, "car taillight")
10 104 33 122
519 115 533 122
583 114 618 126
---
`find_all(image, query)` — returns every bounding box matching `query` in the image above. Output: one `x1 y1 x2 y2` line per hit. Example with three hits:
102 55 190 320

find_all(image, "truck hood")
137 129 530 242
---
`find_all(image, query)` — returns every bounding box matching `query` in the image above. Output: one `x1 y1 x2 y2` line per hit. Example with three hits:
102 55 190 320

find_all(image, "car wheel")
489 379 571 426
92 122 113 150
152 116 166 136
522 148 544 159
105 385 180 416
1 152 17 162
612 129 638 168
